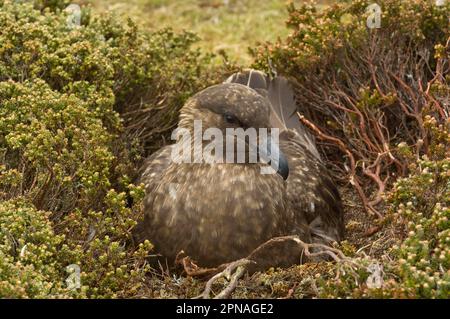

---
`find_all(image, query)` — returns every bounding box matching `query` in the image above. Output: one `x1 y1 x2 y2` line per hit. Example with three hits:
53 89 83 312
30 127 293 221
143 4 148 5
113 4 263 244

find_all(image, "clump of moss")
0 0 222 298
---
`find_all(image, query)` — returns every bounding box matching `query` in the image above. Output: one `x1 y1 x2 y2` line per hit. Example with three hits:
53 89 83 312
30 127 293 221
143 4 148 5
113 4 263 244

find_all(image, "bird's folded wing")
226 69 344 242
281 130 345 242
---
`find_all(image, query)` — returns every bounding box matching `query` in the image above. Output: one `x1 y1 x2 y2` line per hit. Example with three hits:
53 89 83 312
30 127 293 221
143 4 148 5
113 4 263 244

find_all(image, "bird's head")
177 83 289 180
180 83 271 128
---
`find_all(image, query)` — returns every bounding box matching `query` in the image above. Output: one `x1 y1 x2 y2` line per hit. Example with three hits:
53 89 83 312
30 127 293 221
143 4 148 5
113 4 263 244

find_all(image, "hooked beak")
258 136 289 180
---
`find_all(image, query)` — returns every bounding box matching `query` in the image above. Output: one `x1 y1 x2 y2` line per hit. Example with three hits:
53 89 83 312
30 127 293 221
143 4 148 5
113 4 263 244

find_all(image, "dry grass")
81 0 334 64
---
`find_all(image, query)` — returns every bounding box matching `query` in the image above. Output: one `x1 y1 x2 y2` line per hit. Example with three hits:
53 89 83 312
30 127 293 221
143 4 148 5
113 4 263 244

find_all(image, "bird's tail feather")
225 69 319 159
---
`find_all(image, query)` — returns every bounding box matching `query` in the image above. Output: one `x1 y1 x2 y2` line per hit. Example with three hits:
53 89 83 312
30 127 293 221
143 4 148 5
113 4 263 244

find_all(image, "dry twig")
192 235 352 299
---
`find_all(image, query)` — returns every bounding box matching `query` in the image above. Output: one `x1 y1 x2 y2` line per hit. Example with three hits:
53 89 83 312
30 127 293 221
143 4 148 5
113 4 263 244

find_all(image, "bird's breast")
145 162 292 266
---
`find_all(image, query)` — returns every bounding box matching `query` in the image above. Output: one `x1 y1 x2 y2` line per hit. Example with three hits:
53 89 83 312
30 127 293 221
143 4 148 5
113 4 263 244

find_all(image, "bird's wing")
225 69 320 159
280 130 345 243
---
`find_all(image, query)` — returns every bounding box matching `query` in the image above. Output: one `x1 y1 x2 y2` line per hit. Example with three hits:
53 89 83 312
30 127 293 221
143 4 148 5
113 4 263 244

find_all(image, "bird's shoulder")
138 145 173 192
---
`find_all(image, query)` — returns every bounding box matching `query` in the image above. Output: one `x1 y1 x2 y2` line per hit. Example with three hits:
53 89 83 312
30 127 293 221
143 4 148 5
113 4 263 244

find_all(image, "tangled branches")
251 1 449 219
182 235 354 299
193 258 254 299
292 35 449 218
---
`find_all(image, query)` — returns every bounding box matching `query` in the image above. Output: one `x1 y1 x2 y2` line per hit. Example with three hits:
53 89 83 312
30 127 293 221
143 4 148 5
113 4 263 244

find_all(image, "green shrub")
319 151 449 298
0 199 68 298
0 79 116 211
0 0 222 298
251 0 449 298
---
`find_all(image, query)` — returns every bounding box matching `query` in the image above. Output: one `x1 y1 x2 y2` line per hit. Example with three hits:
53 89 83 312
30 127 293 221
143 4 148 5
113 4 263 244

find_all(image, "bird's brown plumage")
134 70 344 269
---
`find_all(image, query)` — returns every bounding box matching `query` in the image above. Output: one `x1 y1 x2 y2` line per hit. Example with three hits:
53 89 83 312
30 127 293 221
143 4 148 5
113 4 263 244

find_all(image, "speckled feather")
134 71 343 269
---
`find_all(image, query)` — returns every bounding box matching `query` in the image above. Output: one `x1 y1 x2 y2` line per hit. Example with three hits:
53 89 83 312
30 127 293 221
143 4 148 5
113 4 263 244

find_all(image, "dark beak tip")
280 169 289 180
277 158 289 180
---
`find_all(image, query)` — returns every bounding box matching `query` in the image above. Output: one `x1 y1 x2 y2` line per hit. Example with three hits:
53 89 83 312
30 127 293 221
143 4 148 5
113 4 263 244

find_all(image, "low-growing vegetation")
0 0 225 298
0 0 448 298
252 0 449 298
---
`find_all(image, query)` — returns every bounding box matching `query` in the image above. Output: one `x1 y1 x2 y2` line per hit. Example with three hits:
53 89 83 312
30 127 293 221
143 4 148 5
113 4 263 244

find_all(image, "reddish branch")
298 113 383 218
289 35 449 219
188 235 352 299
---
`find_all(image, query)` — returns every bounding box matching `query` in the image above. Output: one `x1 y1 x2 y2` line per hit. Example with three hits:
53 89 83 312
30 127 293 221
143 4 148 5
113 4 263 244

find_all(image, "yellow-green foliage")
0 0 219 298
319 155 449 298
389 158 449 298
253 0 449 73
0 79 116 209
0 199 68 298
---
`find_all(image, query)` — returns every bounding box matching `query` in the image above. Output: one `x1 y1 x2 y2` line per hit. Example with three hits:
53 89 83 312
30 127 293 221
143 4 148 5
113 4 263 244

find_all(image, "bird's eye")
224 113 238 124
